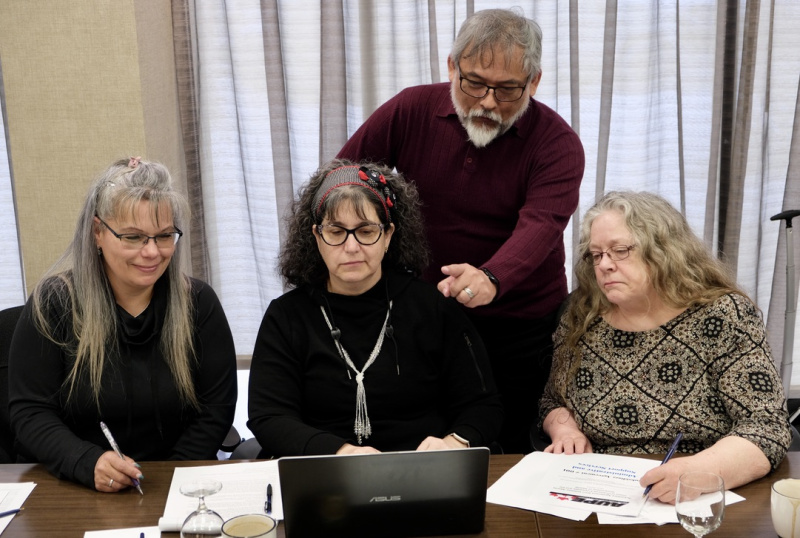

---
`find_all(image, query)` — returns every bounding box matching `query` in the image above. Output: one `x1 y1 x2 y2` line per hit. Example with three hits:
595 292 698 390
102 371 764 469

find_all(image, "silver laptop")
278 447 490 538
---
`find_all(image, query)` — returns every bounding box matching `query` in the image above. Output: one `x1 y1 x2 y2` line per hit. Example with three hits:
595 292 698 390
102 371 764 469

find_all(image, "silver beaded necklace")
320 301 392 444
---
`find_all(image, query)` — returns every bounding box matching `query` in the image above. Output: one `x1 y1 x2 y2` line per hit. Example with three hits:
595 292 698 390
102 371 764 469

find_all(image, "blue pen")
643 432 683 497
99 421 144 495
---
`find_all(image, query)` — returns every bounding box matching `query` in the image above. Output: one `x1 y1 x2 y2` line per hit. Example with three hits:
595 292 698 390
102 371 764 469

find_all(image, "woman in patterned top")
539 191 791 504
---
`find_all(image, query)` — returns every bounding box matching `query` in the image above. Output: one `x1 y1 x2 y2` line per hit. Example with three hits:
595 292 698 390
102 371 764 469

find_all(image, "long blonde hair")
563 191 745 354
31 158 198 408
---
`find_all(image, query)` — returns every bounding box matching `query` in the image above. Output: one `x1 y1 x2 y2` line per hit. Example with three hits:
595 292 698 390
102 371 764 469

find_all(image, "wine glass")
180 479 224 538
676 471 725 537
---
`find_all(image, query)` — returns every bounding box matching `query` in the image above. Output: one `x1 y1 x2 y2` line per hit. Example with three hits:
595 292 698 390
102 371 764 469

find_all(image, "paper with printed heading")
488 452 660 519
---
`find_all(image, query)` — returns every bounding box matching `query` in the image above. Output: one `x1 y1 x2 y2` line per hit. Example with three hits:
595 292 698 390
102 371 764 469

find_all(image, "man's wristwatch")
480 267 500 294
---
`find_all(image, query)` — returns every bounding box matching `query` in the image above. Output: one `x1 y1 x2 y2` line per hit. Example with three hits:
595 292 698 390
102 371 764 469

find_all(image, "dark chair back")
0 305 24 463
229 437 264 460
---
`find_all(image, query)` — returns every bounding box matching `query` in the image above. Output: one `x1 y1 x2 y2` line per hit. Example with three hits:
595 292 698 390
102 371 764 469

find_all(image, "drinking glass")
180 479 224 538
675 472 725 537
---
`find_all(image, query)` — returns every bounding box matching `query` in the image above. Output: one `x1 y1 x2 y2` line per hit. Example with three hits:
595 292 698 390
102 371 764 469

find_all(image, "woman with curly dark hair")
248 159 502 456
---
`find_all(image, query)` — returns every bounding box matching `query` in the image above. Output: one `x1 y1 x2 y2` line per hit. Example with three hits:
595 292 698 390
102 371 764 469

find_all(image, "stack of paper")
0 482 36 535
487 452 743 525
84 526 160 537
158 461 281 532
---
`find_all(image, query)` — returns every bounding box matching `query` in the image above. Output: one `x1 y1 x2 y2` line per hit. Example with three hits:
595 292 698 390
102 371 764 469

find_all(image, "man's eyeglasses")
97 216 183 250
583 245 636 266
316 224 384 246
457 70 528 102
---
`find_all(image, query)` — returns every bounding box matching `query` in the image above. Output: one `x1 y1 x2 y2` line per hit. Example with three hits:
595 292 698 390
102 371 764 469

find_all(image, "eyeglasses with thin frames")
96 216 183 250
457 66 528 102
584 245 636 266
316 223 384 246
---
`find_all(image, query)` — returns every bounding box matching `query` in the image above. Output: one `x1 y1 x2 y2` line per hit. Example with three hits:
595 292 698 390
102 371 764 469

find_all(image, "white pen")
99 421 144 495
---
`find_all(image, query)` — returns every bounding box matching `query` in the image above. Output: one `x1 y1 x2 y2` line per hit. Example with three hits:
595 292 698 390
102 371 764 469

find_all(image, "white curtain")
193 0 285 353
189 0 800 389
0 59 25 310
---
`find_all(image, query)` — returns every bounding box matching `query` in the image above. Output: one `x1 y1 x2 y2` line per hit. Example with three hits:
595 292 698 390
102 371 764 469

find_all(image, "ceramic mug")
772 478 800 538
221 514 277 538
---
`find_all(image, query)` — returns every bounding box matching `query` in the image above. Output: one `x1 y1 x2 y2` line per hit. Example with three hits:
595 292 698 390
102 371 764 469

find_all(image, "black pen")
643 432 683 497
265 483 273 514
0 508 22 518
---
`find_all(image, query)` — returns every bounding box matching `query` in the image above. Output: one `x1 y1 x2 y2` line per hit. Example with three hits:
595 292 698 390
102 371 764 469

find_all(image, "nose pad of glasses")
597 253 614 266
140 237 160 252
343 232 362 246
479 90 499 106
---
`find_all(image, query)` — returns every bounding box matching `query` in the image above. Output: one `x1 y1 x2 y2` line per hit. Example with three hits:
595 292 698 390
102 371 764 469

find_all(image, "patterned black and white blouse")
540 293 791 469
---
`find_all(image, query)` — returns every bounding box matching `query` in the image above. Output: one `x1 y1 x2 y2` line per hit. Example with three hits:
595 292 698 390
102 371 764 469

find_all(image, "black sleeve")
9 299 106 488
438 298 504 447
248 297 347 456
168 280 238 460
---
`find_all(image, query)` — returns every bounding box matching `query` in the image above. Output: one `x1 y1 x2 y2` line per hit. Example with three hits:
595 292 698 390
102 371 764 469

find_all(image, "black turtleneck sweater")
8 276 237 489
247 271 503 456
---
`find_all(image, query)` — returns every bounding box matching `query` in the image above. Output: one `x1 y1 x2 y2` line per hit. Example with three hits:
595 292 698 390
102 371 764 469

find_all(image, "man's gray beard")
451 85 530 148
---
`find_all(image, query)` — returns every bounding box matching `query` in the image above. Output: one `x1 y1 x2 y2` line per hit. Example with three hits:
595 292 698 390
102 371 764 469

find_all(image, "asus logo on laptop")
369 495 401 502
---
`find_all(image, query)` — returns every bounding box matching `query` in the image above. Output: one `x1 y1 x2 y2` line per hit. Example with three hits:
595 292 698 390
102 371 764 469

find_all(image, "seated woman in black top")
9 157 237 491
248 159 502 456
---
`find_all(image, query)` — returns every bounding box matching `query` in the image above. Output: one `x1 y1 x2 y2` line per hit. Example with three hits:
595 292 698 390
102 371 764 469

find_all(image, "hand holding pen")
99 421 144 495
642 432 683 499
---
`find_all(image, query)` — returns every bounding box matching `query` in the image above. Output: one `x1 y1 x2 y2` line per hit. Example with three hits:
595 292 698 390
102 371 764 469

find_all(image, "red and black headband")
312 165 397 222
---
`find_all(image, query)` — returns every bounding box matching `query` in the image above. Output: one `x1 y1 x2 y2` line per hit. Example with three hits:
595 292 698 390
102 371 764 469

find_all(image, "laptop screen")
278 447 490 538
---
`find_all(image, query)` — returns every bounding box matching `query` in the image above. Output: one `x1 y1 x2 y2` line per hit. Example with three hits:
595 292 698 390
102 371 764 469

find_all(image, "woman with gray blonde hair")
9 157 237 491
248 159 502 457
540 190 790 503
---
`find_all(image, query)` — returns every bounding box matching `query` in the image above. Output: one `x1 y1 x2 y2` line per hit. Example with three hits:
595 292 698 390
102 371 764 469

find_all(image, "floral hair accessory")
312 165 397 223
128 156 142 169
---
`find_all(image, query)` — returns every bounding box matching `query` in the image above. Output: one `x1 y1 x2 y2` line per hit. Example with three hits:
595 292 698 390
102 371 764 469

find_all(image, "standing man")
337 8 584 454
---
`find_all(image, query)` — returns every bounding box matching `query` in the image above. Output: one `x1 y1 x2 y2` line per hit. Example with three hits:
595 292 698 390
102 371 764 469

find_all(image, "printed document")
488 452 745 524
158 461 281 532
488 452 659 520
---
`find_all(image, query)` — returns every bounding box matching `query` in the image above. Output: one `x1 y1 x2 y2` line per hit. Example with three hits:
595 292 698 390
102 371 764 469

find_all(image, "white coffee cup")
221 514 277 538
772 478 800 538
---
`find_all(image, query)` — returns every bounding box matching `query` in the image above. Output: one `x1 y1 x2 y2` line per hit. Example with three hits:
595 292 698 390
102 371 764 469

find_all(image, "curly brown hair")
280 159 429 288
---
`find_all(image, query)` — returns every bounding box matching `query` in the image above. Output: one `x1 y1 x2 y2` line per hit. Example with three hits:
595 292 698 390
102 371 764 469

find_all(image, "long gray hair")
31 158 199 408
451 8 543 80
563 190 743 354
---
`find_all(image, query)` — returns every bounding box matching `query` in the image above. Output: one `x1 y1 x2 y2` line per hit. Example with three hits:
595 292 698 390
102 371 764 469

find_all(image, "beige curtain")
170 0 800 390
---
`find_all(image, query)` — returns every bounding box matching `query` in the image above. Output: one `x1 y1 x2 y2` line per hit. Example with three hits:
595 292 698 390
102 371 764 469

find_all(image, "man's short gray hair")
451 8 543 81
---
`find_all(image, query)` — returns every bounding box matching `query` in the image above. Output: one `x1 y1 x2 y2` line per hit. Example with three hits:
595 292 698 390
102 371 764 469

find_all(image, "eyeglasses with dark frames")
96 216 183 250
457 66 528 103
584 245 636 266
316 223 384 246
